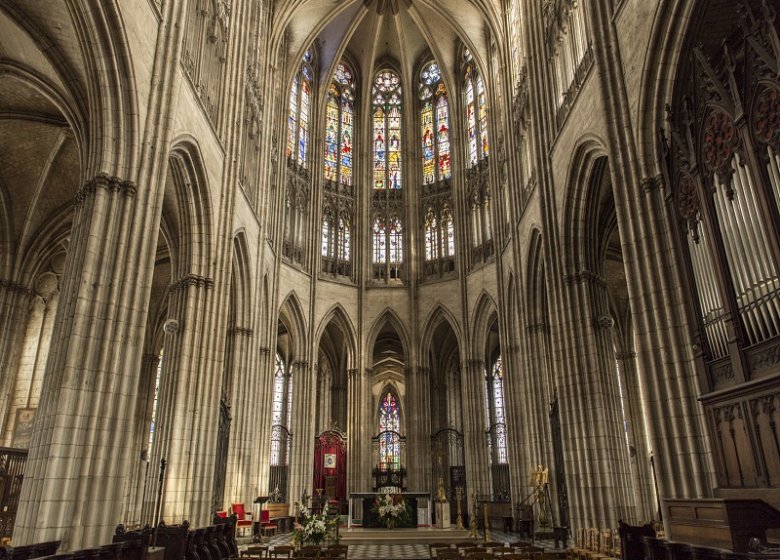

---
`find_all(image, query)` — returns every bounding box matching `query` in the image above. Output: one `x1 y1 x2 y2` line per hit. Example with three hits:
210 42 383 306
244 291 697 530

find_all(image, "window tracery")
322 61 355 278
372 68 405 281
283 48 316 265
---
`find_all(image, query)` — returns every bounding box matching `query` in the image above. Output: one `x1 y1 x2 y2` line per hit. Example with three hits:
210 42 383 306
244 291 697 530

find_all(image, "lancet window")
269 353 292 499
462 49 493 267
485 356 508 464
371 68 405 281
283 48 315 265
543 0 592 127
322 61 355 278
378 391 401 471
420 60 456 278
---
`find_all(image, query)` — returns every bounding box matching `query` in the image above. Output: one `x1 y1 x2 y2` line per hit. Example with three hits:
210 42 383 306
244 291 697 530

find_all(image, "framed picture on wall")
324 453 337 469
13 408 36 448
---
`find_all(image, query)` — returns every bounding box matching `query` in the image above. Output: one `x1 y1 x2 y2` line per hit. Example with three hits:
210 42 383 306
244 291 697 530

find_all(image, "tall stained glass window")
323 62 355 186
486 355 508 464
373 70 402 190
270 353 293 466
286 49 314 168
378 391 401 471
372 68 405 280
419 62 451 184
321 61 355 275
463 51 489 168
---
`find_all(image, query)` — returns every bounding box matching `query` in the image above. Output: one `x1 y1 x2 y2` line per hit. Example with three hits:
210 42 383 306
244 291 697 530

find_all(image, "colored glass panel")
373 219 386 263
340 98 353 186
388 106 402 189
425 212 437 261
436 94 451 180
421 100 435 184
443 208 455 256
465 75 477 167
389 217 403 263
298 79 310 166
324 94 339 182
339 218 350 261
379 392 401 470
421 62 441 85
478 74 489 157
335 62 352 85
373 106 386 189
286 75 299 159
321 216 330 256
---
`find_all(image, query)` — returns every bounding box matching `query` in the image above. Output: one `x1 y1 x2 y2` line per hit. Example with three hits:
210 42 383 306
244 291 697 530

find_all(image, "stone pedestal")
435 502 451 529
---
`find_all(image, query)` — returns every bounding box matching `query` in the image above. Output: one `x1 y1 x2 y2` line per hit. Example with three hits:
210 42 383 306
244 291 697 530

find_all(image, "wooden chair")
296 545 320 558
437 550 463 560
243 546 268 558
269 546 294 559
230 503 254 537
484 543 503 549
324 545 347 559
492 547 515 556
467 553 496 560
464 547 485 556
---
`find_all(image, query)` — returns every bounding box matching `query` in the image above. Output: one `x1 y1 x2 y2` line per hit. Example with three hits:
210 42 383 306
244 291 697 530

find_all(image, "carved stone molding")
170 274 215 291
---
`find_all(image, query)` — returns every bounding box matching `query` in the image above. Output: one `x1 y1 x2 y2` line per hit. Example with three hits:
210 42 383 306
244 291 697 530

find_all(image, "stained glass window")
425 210 438 261
389 217 403 263
419 62 451 183
147 351 163 457
324 91 339 182
443 207 455 257
373 218 386 263
372 70 402 190
421 100 435 184
464 60 489 167
486 356 508 464
321 61 355 274
286 50 314 168
321 215 331 256
338 217 350 261
271 353 290 465
323 62 355 187
465 72 478 167
378 392 401 471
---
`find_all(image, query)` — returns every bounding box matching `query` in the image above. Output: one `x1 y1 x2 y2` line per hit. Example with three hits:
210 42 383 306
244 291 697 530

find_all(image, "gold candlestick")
455 487 464 530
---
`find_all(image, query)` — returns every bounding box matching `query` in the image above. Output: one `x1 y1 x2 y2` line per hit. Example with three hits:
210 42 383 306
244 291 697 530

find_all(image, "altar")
347 493 432 528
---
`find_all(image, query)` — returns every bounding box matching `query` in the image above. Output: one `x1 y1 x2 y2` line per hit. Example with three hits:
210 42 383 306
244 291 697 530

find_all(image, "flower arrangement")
292 503 333 545
373 493 410 529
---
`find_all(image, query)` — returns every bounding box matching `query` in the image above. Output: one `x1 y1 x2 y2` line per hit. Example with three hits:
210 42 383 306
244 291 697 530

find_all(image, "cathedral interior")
1 0 780 554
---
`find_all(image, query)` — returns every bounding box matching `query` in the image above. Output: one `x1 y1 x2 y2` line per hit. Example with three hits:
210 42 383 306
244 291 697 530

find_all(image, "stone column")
125 353 161 525
462 359 490 513
0 282 31 437
288 360 315 509
149 275 220 525
616 350 655 522
254 347 273 498
346 368 365 499
406 366 431 492
13 175 149 549
552 272 634 529
224 327 257 505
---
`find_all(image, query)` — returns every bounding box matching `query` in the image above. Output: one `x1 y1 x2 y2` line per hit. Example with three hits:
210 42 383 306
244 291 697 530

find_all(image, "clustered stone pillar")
288 360 315 509
462 359 490 512
406 366 432 492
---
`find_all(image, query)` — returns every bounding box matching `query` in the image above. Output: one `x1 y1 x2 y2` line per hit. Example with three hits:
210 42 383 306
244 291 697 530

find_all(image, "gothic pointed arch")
314 304 358 370
470 290 498 359
366 308 411 360
278 291 308 361
561 137 609 275
419 304 462 366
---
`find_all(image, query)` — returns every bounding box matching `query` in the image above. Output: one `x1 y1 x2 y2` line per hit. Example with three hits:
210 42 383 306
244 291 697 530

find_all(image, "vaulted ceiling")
274 0 503 95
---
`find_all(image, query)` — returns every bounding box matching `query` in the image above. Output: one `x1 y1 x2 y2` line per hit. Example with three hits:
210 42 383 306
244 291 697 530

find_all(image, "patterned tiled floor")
243 530 560 559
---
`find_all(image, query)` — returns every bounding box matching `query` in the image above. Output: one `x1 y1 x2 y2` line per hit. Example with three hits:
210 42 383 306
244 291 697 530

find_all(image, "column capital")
74 172 137 205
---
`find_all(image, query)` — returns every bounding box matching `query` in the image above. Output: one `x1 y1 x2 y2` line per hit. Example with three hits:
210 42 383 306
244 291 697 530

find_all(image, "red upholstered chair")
259 509 277 539
231 503 253 537
215 510 228 518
